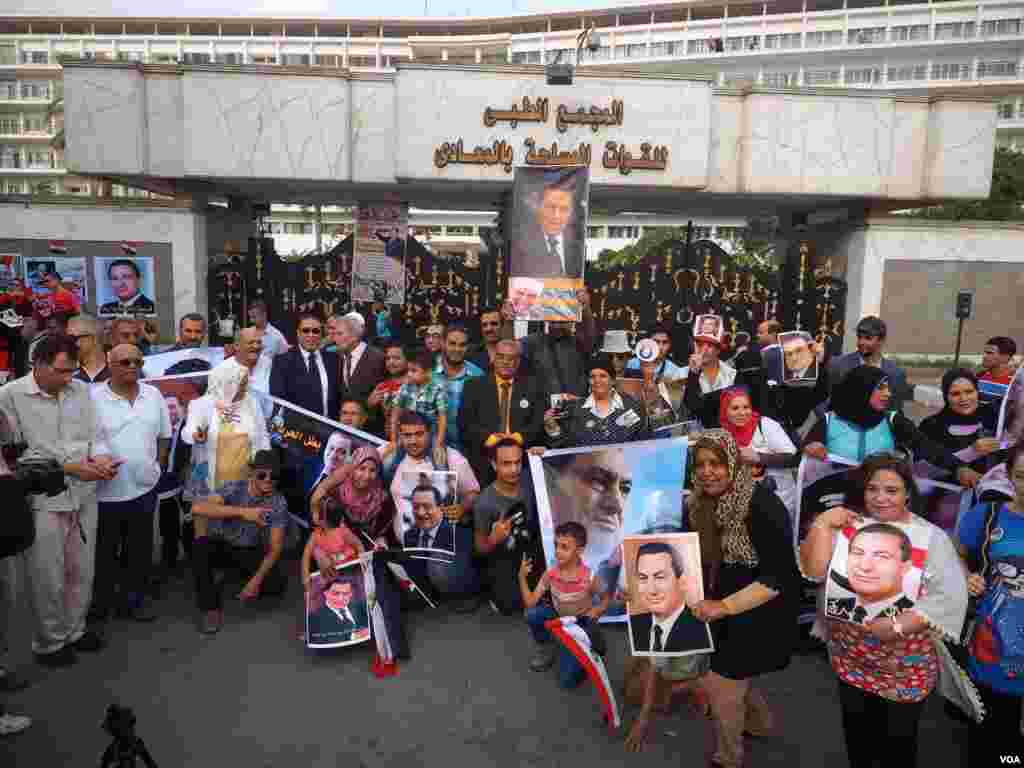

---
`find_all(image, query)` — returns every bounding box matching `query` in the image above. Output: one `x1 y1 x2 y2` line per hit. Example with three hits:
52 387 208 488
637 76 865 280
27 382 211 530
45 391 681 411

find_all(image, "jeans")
525 605 586 689
95 489 158 615
837 679 926 768
191 537 287 611
404 525 480 598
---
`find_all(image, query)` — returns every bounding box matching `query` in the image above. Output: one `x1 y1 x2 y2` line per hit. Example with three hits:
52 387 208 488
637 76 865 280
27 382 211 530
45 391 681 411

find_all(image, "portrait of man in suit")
780 331 819 383
307 577 370 646
402 484 456 557
627 540 713 656
99 258 156 316
510 168 587 280
826 522 918 625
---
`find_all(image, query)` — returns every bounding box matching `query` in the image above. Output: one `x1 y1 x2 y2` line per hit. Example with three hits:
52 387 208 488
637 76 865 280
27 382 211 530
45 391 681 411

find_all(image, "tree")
900 146 1024 221
592 223 776 270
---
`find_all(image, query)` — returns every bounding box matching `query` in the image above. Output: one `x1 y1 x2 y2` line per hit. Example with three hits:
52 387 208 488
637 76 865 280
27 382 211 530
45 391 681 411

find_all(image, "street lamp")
545 24 601 86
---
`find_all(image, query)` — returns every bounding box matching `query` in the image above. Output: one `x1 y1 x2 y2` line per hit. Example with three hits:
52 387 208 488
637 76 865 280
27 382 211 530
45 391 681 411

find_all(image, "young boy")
391 348 447 465
519 521 609 689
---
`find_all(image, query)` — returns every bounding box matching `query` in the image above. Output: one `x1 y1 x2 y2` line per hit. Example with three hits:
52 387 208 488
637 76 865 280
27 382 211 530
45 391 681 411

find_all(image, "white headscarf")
205 358 265 488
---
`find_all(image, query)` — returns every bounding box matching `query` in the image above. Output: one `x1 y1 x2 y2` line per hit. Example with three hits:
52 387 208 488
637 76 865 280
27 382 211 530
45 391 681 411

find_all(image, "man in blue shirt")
434 323 483 451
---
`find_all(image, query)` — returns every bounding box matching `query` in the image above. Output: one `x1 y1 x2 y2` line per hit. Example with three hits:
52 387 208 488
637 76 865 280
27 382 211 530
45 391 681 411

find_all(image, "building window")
445 225 475 237
687 39 715 55
931 62 971 81
547 48 574 63
935 22 975 40
117 51 146 62
587 226 605 238
846 67 881 86
249 54 276 64
21 51 50 65
762 71 799 87
890 25 929 42
281 54 311 66
23 115 47 133
805 30 843 47
978 60 1018 79
764 33 801 50
0 46 15 66
217 53 242 65
347 55 375 67
24 150 51 169
722 72 756 86
715 226 745 241
887 64 927 82
182 52 212 65
849 28 886 45
982 19 1021 37
19 82 49 99
650 41 685 57
0 118 17 135
4 181 21 194
0 146 19 168
726 36 761 52
693 226 713 240
804 69 841 86
608 226 640 239
998 102 1017 120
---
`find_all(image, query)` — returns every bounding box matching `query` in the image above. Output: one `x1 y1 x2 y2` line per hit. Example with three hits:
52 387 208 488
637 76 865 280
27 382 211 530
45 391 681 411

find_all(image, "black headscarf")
831 365 888 429
919 368 996 451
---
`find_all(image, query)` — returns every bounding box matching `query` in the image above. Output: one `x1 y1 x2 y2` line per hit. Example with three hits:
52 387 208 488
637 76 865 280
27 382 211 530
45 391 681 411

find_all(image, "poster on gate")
351 203 407 305
530 438 687 623
510 166 588 322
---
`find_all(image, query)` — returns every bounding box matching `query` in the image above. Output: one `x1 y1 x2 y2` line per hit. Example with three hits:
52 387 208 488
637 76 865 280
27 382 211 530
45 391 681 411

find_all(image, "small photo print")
779 331 819 385
394 470 458 558
305 561 372 649
623 533 714 657
693 314 723 343
824 518 928 626
95 256 156 317
25 257 87 314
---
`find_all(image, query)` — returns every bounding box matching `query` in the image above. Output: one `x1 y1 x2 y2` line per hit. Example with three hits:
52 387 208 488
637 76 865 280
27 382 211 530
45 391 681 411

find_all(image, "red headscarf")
719 387 759 448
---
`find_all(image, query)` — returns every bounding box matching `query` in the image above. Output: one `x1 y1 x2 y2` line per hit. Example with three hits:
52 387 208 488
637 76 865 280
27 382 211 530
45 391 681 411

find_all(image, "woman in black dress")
687 429 800 768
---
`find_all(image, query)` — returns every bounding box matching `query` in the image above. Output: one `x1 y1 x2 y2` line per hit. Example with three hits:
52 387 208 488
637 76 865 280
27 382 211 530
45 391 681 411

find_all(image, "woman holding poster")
679 430 799 768
800 454 968 768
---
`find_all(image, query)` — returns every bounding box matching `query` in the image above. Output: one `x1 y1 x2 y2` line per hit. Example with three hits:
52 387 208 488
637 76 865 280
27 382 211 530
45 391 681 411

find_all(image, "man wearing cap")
190 451 290 634
626 327 686 383
685 321 737 396
827 316 911 414
511 173 584 279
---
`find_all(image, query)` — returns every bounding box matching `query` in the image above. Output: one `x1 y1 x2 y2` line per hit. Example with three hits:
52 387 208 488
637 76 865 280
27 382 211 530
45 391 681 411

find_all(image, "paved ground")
1 554 972 768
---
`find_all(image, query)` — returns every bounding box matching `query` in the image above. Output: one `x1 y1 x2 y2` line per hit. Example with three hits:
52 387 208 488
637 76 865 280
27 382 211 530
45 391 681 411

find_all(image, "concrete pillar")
314 204 323 253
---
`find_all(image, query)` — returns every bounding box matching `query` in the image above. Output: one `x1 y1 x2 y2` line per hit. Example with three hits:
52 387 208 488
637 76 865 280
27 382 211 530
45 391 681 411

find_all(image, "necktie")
306 352 324 415
548 236 562 273
653 625 663 653
343 608 353 625
498 381 512 433
343 353 352 388
419 530 431 549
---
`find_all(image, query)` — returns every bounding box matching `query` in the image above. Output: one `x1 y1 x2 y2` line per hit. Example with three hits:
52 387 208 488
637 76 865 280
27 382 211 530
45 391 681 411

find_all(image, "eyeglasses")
299 327 323 336
253 470 276 481
113 358 143 368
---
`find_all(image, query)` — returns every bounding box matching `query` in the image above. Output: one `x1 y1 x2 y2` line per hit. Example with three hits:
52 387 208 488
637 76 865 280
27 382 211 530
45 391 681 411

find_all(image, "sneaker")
33 646 77 668
201 610 222 635
0 668 33 693
529 644 556 671
70 629 105 653
0 713 32 736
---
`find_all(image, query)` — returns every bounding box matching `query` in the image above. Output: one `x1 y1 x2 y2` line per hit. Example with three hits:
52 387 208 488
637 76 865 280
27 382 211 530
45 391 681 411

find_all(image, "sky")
6 0 637 18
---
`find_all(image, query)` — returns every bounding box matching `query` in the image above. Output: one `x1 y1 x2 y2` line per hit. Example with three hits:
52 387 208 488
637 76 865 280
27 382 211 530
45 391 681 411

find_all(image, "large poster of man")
530 438 687 622
305 561 372 649
95 256 156 316
824 519 928 626
351 202 407 305
623 533 714 657
510 166 588 322
25 256 86 316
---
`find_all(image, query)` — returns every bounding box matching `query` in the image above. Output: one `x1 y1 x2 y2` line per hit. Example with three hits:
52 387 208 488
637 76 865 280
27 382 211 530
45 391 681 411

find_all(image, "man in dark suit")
757 319 784 383
510 172 584 279
459 338 545 485
467 306 504 372
402 484 456 556
827 316 911 414
333 312 387 405
269 311 340 420
308 579 369 643
629 542 713 655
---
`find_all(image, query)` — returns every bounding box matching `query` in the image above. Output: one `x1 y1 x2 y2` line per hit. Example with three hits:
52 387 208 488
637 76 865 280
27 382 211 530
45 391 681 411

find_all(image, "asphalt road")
1 555 972 768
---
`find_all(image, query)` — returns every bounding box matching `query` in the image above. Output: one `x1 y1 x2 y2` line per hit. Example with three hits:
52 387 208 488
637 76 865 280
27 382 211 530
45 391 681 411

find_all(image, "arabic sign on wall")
394 69 712 188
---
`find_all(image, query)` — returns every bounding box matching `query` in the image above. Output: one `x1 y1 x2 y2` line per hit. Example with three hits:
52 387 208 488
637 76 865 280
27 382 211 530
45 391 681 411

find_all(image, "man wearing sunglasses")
90 344 173 629
190 451 290 635
269 311 340 421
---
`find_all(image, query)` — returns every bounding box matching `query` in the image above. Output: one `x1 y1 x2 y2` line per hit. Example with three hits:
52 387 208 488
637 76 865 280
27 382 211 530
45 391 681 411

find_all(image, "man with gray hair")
332 311 385 403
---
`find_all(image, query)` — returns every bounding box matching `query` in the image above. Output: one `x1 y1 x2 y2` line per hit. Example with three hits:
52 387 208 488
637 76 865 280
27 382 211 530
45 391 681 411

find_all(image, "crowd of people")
0 294 1020 766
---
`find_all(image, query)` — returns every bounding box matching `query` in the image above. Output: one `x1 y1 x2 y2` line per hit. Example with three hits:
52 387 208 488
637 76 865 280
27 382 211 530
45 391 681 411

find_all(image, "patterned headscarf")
690 429 758 568
339 446 384 525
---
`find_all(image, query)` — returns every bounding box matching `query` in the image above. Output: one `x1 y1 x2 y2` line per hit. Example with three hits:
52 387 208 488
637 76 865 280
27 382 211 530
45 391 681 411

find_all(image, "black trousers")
158 497 194 568
969 682 1023 764
191 537 286 611
837 679 926 768
94 490 157 614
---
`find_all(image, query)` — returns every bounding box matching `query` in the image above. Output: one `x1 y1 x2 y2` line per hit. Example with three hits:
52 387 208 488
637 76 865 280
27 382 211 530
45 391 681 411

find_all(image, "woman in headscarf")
685 429 801 768
718 387 799 517
544 353 649 448
802 366 976 487
182 358 270 501
800 453 968 768
309 445 408 661
919 368 1002 473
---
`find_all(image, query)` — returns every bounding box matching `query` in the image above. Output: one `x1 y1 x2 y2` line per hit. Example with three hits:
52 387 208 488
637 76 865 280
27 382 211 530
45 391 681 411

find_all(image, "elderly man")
333 312 386 404
0 334 121 666
190 450 289 635
67 313 110 384
91 344 172 628
168 313 207 352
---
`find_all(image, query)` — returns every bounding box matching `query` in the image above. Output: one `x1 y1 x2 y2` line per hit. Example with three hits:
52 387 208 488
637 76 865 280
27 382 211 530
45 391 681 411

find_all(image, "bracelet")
892 618 905 638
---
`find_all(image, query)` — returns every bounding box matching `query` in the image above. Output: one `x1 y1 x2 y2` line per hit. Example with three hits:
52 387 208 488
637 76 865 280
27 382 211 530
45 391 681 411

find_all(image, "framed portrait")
824 518 929 626
305 560 372 649
623 533 714 657
392 469 458 558
25 256 87 315
693 314 723 343
530 438 688 622
779 330 819 385
94 256 156 317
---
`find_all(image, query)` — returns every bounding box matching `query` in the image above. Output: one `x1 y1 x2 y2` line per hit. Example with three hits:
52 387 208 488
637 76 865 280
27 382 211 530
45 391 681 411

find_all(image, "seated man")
190 451 290 635
472 435 545 614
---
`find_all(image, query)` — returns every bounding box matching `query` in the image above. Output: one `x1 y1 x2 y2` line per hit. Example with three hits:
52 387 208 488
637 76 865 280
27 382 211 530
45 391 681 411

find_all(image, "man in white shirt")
247 299 289 394
91 343 172 628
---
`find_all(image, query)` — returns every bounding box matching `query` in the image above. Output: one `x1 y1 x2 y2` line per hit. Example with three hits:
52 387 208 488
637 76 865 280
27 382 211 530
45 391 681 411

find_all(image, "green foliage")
591 223 777 270
901 147 1024 221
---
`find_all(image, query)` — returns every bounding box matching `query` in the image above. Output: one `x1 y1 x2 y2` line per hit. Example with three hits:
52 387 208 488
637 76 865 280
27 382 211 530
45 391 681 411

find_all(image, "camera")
16 453 65 497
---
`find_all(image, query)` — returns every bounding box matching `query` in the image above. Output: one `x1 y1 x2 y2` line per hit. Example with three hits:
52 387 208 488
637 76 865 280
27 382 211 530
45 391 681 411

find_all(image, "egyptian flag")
48 240 67 254
545 616 621 731
363 555 397 677
120 241 142 255
386 560 436 608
